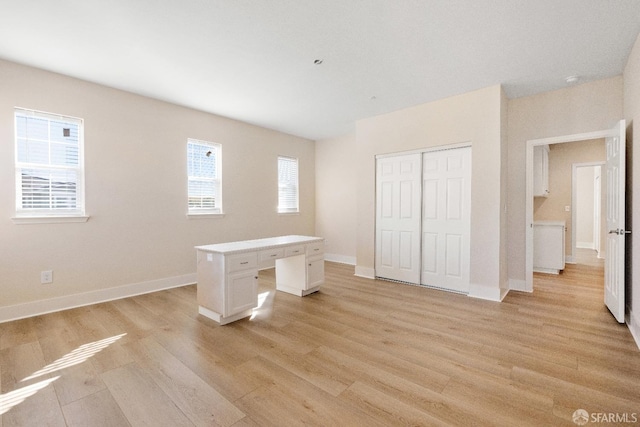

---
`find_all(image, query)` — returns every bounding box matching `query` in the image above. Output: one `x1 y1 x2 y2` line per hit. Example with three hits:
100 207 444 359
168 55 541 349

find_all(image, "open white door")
605 119 627 323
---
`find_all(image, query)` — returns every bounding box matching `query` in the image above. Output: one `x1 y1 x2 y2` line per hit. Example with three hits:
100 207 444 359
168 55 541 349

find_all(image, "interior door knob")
609 229 632 235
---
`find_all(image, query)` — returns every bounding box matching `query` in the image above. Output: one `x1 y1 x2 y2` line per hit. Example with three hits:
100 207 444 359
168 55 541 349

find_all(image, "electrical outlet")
41 270 53 284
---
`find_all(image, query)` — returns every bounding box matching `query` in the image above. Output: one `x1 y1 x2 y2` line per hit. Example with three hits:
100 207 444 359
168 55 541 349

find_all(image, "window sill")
278 211 300 216
12 215 90 225
187 213 225 219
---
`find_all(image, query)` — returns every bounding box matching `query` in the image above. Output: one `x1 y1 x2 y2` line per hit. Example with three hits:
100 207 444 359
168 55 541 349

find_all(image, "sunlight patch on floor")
22 333 127 382
0 333 126 416
250 291 273 320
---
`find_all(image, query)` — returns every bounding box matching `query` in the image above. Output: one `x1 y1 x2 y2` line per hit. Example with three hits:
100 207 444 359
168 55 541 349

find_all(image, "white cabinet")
306 256 325 290
305 241 325 291
196 251 258 325
533 145 550 197
533 221 565 274
226 269 258 317
196 235 324 324
275 248 325 295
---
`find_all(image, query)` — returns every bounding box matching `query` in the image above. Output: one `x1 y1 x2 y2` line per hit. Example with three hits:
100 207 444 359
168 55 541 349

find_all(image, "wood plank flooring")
1 252 639 426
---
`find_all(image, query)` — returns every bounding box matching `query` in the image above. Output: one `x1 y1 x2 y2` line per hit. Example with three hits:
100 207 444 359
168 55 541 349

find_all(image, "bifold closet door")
421 147 471 293
375 153 422 284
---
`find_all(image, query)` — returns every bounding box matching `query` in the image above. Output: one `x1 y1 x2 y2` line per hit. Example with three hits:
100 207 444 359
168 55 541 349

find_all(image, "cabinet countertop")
534 220 566 227
195 235 324 255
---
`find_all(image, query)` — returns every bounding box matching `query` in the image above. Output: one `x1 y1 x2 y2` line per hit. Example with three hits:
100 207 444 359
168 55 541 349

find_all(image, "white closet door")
421 147 471 293
375 153 422 284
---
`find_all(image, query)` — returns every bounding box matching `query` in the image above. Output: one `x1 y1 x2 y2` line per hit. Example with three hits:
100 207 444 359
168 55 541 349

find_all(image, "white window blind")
14 108 85 217
278 156 299 213
187 139 222 214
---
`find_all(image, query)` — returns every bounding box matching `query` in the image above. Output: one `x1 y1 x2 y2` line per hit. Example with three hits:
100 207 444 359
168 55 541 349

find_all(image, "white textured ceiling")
1 1 639 140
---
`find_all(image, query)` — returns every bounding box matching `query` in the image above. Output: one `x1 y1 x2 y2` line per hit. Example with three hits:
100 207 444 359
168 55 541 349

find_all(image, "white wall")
315 132 357 264
0 59 316 321
576 166 596 248
623 32 640 345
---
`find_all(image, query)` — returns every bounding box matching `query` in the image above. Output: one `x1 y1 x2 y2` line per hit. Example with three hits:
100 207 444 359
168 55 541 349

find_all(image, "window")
14 108 85 218
278 156 299 213
187 139 222 214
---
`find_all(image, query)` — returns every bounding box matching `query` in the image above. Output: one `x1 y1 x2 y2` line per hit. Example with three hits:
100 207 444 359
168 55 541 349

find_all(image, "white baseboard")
576 242 595 249
509 279 531 293
0 273 196 324
468 283 504 302
325 253 356 265
533 267 560 275
628 308 640 351
355 265 375 279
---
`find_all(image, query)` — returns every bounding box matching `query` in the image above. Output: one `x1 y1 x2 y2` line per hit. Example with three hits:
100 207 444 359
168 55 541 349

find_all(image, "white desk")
195 235 324 324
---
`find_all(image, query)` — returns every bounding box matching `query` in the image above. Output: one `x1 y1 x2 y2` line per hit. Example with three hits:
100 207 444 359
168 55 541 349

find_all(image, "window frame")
13 107 87 223
277 155 299 214
187 138 223 216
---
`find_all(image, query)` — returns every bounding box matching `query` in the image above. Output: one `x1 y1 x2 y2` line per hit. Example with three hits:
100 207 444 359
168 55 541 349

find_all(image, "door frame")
525 129 613 291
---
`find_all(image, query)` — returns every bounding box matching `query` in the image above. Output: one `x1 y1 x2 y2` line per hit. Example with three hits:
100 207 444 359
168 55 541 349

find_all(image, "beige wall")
0 59 315 317
355 85 506 299
533 139 605 257
315 132 357 264
507 77 624 284
623 32 640 340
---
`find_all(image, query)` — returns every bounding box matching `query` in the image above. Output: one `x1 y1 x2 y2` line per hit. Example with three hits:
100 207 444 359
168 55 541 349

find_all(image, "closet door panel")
446 178 463 220
375 147 470 291
375 154 422 284
422 232 438 273
445 233 462 277
379 230 394 268
399 231 415 270
423 179 438 219
421 147 471 293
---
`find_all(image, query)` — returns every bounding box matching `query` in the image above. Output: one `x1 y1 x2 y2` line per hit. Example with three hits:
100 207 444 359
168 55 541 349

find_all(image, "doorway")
525 129 613 292
525 121 627 324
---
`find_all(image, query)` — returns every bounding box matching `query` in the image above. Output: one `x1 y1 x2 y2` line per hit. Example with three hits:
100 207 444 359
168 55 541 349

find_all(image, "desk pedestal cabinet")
196 236 324 325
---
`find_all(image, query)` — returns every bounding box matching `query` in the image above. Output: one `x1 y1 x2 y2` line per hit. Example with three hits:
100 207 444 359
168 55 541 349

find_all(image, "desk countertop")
195 235 324 255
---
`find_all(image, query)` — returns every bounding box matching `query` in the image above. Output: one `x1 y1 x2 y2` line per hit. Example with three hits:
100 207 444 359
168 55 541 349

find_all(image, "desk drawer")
306 241 324 256
259 248 284 263
227 253 258 272
285 245 305 257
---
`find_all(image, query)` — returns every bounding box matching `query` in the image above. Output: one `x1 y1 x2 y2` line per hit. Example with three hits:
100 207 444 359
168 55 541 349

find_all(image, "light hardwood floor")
1 254 639 426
